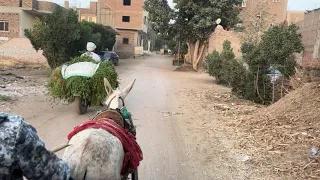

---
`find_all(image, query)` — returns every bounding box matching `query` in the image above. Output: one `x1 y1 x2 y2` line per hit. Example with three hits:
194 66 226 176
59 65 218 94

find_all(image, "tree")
144 0 242 70
25 6 81 69
79 21 116 52
206 40 246 87
144 0 174 38
240 24 304 104
25 6 117 69
259 24 304 77
207 24 303 104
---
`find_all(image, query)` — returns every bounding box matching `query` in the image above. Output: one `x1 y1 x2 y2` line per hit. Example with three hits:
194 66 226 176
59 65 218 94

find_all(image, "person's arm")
15 120 71 180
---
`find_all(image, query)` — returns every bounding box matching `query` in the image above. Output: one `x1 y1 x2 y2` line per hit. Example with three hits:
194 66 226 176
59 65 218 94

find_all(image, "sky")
50 0 320 11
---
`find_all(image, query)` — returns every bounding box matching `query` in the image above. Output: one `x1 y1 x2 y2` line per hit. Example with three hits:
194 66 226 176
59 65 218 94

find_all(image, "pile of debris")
236 83 320 179
0 72 47 98
174 64 196 72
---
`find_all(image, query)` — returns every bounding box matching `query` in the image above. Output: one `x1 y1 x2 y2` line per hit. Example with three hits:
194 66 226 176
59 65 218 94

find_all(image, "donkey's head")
103 78 136 110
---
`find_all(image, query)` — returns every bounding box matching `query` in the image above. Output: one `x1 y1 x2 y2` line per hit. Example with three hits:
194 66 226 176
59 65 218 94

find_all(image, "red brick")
0 13 19 39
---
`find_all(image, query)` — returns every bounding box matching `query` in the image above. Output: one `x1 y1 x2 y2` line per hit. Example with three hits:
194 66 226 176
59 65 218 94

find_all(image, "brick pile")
0 38 47 64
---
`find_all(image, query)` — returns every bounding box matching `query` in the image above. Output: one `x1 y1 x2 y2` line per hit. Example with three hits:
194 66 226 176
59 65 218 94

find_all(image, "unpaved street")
1 55 258 179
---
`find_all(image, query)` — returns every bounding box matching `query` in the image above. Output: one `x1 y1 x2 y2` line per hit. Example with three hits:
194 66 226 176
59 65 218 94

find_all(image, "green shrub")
25 6 116 69
48 56 118 106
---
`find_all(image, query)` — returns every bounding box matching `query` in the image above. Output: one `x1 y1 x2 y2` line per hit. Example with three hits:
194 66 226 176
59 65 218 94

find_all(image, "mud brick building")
296 9 320 68
97 0 149 58
239 0 288 28
0 0 64 41
286 11 305 25
76 1 97 23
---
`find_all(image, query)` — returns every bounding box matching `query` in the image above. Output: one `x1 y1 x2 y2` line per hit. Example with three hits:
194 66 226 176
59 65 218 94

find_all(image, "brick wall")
98 0 144 30
115 0 143 30
240 0 287 28
115 30 137 58
116 11 143 30
286 11 305 24
22 0 38 9
100 0 116 9
0 0 20 7
77 2 97 15
37 1 59 12
296 9 320 69
204 28 242 59
0 13 19 39
297 10 320 53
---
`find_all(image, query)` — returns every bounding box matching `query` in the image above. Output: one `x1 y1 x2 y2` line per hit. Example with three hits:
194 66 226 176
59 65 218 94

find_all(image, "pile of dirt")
237 83 320 179
174 64 196 72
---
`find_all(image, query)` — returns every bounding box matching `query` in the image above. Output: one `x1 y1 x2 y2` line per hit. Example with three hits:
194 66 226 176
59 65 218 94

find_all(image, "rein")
52 144 70 153
107 95 125 109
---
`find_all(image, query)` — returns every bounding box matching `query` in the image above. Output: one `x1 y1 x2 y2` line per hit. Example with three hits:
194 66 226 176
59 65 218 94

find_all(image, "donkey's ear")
104 78 113 96
121 79 136 99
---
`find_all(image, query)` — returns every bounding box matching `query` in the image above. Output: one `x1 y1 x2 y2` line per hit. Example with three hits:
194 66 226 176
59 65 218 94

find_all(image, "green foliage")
259 24 304 77
172 0 242 42
154 34 167 51
220 41 236 84
143 0 174 37
25 6 116 70
206 50 223 83
144 0 242 46
48 56 118 106
206 40 247 88
25 7 80 69
237 24 304 104
79 21 116 51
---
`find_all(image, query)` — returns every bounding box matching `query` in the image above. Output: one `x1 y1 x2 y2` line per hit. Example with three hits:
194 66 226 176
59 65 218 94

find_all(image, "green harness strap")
120 106 136 136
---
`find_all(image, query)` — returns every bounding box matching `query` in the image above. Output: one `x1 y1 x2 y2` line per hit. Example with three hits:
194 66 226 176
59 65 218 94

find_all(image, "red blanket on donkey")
67 118 143 175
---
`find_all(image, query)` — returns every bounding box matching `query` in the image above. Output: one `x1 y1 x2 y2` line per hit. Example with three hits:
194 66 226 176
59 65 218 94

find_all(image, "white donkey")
62 78 136 180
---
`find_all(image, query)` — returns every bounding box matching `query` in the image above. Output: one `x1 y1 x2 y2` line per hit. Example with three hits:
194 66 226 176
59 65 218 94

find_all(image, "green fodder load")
48 56 118 106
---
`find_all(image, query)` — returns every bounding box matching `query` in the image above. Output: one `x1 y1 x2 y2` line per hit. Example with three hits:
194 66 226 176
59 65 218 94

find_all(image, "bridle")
106 95 125 110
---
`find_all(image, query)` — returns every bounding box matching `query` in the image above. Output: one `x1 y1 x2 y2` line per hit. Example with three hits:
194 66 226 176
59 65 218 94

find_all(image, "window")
89 17 92 22
123 38 129 44
19 0 22 7
0 21 9 32
242 0 247 7
273 0 280 2
122 16 130 22
123 0 131 6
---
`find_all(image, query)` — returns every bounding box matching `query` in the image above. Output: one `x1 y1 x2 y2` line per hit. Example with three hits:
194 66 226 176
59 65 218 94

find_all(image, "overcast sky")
50 0 320 11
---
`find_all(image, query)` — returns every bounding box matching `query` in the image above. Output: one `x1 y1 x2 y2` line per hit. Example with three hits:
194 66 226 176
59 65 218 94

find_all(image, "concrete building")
76 1 97 23
0 0 63 41
286 11 305 25
296 9 320 67
239 0 288 28
97 0 149 58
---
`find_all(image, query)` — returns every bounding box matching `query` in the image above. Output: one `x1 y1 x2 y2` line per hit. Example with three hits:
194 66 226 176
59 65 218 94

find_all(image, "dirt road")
1 55 257 179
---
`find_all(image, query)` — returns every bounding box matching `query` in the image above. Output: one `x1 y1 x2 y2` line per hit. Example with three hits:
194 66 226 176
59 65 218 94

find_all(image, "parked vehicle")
97 51 119 66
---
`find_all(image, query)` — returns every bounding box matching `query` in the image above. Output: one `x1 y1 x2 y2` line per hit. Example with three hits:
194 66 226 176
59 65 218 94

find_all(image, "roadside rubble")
0 67 49 112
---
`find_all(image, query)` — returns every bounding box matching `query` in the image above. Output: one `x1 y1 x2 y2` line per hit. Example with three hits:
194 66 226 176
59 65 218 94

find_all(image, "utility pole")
178 40 181 66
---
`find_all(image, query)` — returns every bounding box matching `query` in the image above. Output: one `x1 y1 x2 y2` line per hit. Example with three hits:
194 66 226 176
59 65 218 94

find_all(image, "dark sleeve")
15 121 71 180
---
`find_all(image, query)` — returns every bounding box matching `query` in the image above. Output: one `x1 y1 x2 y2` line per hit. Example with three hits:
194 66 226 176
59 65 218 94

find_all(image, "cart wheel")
131 169 138 180
74 96 88 115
